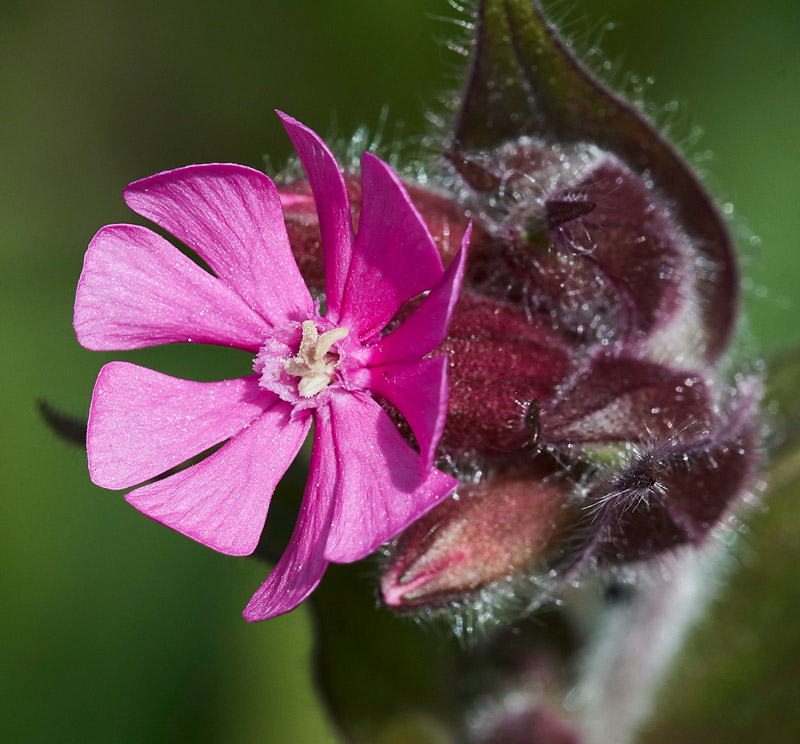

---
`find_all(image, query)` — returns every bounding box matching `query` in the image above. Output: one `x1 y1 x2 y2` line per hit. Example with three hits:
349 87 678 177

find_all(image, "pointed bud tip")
381 461 579 612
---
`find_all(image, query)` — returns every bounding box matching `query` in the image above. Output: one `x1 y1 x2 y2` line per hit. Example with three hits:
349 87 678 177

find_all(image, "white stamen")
284 320 349 398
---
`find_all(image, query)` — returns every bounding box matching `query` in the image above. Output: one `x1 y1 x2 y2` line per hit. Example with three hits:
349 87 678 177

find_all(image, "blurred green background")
1 1 798 742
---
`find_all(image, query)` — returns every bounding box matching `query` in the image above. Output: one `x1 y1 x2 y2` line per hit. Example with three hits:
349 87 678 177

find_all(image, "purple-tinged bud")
446 145 697 355
543 158 692 351
540 353 714 446
545 197 596 231
567 381 761 569
440 294 570 454
274 0 762 628
453 0 739 361
382 457 578 609
445 144 562 196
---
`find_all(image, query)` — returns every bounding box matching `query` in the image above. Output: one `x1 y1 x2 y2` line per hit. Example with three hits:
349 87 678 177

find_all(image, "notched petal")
278 112 355 322
126 401 311 557
75 224 270 352
338 153 444 338
124 163 313 327
366 356 449 474
322 392 457 564
366 228 469 366
243 408 335 620
87 363 269 490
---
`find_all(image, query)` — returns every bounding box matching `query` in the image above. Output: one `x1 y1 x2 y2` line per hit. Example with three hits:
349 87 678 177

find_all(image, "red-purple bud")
382 457 578 609
275 0 762 624
440 294 570 454
566 382 761 570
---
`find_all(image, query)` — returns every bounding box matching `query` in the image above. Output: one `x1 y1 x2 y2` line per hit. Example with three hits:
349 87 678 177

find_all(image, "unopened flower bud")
382 458 578 609
567 382 761 570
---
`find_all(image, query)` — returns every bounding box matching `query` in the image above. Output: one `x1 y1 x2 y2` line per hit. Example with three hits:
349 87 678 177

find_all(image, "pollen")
284 320 349 398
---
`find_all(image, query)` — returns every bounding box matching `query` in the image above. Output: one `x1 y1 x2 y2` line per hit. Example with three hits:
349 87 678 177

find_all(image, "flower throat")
284 320 349 398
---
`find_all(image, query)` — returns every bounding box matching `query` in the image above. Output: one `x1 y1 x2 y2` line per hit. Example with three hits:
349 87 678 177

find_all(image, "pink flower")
74 112 468 620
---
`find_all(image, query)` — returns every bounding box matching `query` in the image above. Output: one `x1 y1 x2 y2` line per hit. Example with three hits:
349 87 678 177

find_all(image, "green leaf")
641 350 800 743
453 0 736 359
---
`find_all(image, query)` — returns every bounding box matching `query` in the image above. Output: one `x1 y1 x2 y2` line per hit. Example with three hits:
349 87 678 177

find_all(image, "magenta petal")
366 228 470 366
278 112 354 324
366 356 449 473
88 363 270 490
75 224 271 352
126 402 311 556
322 392 457 564
338 153 444 338
242 408 337 620
124 164 313 326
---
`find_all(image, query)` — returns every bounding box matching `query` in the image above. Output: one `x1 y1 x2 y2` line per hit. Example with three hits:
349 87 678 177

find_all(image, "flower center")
284 320 349 398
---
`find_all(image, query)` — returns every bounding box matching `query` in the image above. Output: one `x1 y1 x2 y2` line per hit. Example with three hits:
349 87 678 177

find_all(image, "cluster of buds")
56 2 767 743
274 4 760 630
